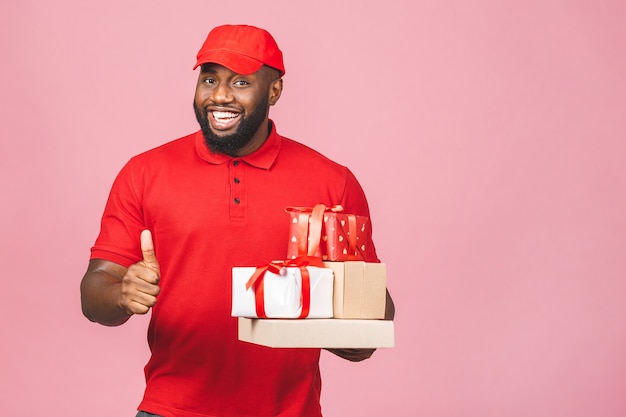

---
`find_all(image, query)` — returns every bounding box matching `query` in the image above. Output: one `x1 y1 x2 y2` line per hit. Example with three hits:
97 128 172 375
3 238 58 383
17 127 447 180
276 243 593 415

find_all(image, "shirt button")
234 198 240 204
233 160 240 166
234 178 240 184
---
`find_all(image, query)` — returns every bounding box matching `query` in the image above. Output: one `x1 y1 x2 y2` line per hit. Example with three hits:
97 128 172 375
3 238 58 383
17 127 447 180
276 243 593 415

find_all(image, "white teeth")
213 111 239 120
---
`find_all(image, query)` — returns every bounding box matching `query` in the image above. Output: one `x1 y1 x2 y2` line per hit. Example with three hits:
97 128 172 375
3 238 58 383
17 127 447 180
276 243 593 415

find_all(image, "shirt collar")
195 121 281 170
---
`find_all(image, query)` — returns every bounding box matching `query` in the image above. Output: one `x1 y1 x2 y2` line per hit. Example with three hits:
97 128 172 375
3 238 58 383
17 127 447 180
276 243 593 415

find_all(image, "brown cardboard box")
323 261 387 319
238 317 395 348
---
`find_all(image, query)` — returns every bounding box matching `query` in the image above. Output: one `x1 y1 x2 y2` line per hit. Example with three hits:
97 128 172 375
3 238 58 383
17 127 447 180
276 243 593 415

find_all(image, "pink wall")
2 1 625 416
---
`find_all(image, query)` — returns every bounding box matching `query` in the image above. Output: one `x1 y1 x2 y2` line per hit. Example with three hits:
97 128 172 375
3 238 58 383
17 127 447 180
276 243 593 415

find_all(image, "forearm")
80 269 132 327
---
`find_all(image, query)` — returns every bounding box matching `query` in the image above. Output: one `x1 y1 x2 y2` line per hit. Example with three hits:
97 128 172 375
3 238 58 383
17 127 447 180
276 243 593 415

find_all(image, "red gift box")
286 204 369 261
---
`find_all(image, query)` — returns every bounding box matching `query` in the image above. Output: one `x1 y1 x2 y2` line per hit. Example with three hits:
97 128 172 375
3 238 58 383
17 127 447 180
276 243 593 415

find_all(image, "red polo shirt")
91 123 379 417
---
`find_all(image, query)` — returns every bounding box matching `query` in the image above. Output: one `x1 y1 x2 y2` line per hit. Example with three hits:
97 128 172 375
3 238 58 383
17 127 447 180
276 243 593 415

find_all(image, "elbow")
79 275 129 327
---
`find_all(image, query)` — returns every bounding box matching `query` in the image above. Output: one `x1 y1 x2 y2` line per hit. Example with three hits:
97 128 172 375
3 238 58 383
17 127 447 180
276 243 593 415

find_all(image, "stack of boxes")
232 204 394 348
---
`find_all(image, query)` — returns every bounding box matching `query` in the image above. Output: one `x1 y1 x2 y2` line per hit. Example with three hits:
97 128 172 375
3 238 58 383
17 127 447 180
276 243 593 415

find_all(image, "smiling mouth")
210 111 241 130
213 111 239 120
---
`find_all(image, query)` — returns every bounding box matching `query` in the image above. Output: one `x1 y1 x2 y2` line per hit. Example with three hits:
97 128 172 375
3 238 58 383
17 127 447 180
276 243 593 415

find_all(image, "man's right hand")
119 230 161 315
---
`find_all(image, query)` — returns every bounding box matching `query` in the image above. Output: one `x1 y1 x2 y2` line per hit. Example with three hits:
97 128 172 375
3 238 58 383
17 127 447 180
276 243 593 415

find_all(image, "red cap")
193 25 285 76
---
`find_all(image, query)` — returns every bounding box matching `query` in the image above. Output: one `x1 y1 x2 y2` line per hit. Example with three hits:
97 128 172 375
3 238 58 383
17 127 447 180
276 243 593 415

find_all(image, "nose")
210 82 233 104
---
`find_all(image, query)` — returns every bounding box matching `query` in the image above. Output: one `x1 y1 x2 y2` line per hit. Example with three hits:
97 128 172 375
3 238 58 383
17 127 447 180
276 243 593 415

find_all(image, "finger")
133 276 161 296
140 229 159 271
126 262 160 286
127 300 152 315
134 290 158 307
120 277 159 314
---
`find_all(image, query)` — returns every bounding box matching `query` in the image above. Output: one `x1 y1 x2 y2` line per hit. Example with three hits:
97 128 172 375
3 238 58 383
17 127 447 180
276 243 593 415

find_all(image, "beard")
194 94 270 156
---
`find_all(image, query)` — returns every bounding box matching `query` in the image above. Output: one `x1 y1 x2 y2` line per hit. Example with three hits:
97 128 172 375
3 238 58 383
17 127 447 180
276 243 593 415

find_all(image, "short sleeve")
340 168 380 263
90 158 146 267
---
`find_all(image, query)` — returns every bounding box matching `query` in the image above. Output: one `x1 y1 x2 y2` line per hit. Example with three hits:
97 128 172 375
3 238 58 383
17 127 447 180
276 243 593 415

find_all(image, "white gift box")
232 266 334 318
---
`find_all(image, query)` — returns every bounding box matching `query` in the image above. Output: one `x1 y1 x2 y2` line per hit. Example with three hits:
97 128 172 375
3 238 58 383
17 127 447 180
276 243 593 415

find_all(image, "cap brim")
193 49 264 74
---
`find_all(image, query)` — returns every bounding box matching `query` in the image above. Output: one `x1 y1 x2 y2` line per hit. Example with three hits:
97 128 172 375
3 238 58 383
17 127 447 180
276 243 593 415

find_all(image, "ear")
268 78 283 106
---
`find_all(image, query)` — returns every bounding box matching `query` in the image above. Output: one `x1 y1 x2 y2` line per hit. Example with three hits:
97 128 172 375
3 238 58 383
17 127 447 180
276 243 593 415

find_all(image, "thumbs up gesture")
120 230 161 315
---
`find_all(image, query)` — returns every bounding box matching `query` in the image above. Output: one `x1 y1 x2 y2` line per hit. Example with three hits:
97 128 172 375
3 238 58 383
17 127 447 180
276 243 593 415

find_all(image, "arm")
324 169 395 361
80 230 161 326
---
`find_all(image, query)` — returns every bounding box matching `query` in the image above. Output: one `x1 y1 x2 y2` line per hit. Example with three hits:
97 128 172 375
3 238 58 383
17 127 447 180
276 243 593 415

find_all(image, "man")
81 24 394 417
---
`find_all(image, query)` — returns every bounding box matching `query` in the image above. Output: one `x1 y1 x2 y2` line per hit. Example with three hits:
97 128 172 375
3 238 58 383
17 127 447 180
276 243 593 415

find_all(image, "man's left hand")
325 348 376 362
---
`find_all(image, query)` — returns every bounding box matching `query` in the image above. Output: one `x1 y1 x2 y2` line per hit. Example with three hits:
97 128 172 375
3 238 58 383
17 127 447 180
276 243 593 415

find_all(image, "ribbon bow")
245 256 325 319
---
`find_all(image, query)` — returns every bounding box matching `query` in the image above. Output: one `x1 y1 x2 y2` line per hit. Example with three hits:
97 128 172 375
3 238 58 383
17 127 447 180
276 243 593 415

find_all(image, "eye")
202 77 216 85
234 80 250 86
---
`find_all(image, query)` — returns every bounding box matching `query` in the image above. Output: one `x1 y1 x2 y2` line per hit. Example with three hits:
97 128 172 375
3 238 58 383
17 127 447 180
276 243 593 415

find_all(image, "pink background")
1 1 625 416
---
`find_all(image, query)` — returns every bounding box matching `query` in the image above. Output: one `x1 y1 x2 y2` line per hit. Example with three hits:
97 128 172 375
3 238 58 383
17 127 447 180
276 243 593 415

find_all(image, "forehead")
200 63 252 76
199 63 279 80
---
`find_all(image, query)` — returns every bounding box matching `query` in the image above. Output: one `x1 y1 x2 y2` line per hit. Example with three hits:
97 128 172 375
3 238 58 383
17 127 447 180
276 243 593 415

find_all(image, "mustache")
201 104 241 113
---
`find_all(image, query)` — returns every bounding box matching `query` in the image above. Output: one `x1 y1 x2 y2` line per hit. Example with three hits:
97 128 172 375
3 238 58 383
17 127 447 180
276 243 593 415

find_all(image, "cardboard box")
238 317 394 348
232 266 334 318
323 261 387 319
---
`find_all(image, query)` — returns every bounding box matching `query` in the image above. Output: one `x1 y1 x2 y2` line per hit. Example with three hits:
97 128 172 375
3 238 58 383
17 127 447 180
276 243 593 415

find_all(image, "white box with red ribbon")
231 257 334 319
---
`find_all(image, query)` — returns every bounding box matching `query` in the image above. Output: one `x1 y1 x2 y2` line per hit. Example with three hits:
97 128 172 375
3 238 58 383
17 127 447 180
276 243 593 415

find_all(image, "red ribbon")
245 256 325 319
285 204 361 259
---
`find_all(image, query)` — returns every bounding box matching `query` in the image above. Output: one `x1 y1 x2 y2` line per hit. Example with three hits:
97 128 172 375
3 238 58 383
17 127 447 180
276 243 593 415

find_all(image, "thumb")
140 229 159 271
